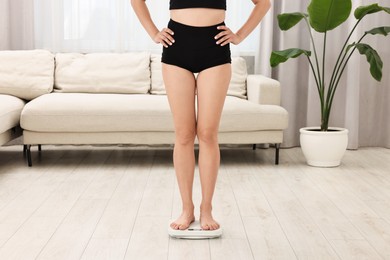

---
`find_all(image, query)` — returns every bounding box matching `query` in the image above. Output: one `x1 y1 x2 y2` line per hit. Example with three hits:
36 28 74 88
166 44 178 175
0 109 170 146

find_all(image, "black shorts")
161 19 232 73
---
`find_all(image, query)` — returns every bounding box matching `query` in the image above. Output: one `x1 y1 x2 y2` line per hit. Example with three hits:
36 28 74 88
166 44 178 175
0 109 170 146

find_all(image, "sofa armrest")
246 74 281 105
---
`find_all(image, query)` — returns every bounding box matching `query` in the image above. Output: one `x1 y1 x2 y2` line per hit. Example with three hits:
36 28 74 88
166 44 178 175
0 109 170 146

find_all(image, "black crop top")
169 0 226 10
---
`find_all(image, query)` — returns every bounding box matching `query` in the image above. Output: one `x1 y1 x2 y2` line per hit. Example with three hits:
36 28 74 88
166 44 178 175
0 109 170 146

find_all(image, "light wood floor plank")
36 198 109 260
280 151 366 240
168 238 210 260
0 149 112 259
0 149 91 247
243 149 341 259
136 149 175 217
348 216 390 259
81 150 154 260
0 149 66 211
124 149 173 260
124 216 170 260
35 149 125 259
329 239 383 260
243 216 297 260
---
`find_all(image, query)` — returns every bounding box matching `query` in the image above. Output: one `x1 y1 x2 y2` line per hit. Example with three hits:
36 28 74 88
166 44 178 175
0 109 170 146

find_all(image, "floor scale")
168 220 223 239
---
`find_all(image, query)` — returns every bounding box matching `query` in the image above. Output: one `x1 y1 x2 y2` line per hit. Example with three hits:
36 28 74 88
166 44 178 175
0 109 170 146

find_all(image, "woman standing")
131 0 271 231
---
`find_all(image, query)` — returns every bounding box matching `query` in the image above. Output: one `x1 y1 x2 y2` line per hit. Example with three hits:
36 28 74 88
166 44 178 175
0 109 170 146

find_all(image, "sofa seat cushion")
21 93 174 132
20 93 287 133
0 94 26 134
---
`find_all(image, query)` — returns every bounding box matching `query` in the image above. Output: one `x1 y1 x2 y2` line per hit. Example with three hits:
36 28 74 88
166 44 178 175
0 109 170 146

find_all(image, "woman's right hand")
153 28 175 48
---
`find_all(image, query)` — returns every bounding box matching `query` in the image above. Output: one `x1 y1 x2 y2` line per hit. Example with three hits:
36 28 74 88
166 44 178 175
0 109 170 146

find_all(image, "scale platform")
168 220 222 239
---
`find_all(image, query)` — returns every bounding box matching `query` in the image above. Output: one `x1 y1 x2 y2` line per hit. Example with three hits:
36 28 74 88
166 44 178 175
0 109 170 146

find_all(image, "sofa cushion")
0 94 26 134
0 50 54 100
21 93 174 132
150 54 166 95
220 96 288 131
54 52 151 94
20 93 288 133
229 56 248 99
150 54 248 99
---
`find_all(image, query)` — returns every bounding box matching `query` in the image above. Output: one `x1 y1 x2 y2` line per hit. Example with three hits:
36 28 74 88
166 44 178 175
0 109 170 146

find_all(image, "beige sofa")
0 50 288 166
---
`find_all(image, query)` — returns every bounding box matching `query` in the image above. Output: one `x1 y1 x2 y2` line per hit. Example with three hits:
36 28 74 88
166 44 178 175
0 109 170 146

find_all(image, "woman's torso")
169 0 226 26
170 8 225 26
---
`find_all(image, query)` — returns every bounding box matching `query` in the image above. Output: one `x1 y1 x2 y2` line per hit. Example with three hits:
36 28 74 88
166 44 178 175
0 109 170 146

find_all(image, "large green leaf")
354 4 390 20
270 48 311 67
355 43 383 81
366 26 390 36
308 0 352 32
277 12 308 31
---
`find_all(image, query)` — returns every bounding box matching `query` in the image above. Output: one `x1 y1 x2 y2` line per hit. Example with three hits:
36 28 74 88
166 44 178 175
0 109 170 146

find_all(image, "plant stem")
307 56 324 122
304 17 322 91
327 33 368 114
304 17 326 130
307 57 320 92
328 20 362 94
321 31 327 130
323 19 362 131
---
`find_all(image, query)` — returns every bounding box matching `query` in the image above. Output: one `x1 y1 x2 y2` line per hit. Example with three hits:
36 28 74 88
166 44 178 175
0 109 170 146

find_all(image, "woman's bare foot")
170 207 195 230
200 203 220 230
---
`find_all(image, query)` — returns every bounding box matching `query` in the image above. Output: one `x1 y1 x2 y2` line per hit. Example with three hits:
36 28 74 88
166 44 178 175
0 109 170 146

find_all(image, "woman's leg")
162 63 197 230
196 64 232 230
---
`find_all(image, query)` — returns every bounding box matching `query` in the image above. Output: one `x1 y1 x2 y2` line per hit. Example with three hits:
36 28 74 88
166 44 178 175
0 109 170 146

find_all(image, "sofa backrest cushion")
0 49 54 100
229 56 248 99
54 52 151 94
150 54 248 99
150 54 166 95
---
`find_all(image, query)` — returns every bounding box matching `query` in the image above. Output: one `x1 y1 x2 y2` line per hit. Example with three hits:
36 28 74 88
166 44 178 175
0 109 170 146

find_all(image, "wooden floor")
0 145 389 260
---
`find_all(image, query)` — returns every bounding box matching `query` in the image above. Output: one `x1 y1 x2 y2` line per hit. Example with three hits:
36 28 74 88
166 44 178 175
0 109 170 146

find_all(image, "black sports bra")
169 0 226 10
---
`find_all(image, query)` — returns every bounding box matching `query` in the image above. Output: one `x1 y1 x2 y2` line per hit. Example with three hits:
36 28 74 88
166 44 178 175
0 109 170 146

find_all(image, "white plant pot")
300 127 349 167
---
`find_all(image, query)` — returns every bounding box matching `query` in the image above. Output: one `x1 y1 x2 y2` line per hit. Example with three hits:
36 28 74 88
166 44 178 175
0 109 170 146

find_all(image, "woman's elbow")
263 0 271 10
131 0 144 7
254 0 271 10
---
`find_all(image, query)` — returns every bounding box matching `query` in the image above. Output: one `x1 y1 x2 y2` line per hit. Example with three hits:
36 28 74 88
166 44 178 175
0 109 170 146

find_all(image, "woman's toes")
179 224 187 230
203 224 210 230
171 222 180 230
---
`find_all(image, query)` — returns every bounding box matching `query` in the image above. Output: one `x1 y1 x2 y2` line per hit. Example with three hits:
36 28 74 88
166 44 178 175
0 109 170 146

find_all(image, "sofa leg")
23 145 27 157
38 145 42 152
252 144 256 150
26 145 32 167
275 143 281 165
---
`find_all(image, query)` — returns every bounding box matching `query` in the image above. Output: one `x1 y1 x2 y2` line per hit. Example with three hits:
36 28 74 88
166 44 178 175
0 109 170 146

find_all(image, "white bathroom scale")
168 220 222 239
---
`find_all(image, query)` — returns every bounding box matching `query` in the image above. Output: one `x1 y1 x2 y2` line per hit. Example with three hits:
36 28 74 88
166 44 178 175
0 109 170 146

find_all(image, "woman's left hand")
215 25 242 46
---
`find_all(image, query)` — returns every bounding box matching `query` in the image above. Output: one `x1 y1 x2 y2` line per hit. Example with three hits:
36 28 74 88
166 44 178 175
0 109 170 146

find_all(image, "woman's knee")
175 128 197 145
197 127 218 144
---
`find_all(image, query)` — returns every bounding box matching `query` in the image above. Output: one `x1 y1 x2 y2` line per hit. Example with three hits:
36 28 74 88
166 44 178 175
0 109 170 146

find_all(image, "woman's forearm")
130 0 160 40
236 0 271 42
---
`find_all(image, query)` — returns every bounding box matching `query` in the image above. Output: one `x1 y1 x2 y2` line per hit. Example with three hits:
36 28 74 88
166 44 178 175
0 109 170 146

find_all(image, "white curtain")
258 0 390 149
0 0 34 50
33 0 259 56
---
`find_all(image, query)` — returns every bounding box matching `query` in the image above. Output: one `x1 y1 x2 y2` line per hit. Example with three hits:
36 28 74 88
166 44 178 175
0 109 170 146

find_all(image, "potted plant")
270 0 389 167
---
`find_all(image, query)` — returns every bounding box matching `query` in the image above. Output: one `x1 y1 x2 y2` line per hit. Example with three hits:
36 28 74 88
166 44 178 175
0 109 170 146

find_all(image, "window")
34 0 258 55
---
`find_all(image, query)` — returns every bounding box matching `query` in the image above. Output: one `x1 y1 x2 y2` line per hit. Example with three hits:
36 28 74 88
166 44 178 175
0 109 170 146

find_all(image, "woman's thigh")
162 63 197 140
196 64 232 137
